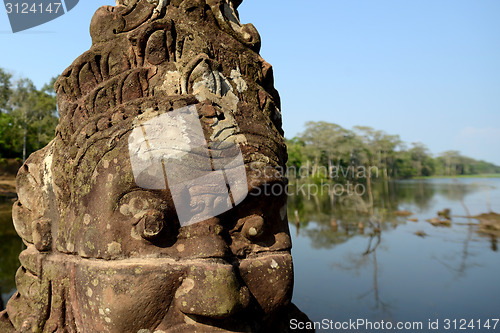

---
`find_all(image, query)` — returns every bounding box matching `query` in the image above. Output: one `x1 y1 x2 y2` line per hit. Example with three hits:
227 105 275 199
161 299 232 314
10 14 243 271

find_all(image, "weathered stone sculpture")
0 0 311 331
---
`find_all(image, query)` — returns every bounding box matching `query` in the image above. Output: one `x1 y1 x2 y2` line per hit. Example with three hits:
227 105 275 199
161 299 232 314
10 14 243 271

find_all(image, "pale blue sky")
1 1 499 164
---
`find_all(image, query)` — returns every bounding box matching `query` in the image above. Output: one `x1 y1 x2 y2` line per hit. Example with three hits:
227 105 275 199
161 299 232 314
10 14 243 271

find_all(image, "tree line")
1 67 498 179
0 67 58 162
287 121 500 180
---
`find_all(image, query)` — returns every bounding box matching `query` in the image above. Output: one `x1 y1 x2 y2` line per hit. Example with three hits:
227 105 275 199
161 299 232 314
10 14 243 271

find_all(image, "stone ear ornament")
206 0 262 52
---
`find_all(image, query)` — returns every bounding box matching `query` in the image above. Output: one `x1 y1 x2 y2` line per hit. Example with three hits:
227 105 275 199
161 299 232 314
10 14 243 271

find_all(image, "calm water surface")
0 200 22 309
289 178 500 332
1 178 499 332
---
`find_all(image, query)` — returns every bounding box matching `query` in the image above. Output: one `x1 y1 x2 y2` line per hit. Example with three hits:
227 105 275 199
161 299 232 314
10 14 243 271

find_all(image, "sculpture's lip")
165 312 261 333
239 249 292 260
57 250 292 265
164 322 250 333
172 250 292 265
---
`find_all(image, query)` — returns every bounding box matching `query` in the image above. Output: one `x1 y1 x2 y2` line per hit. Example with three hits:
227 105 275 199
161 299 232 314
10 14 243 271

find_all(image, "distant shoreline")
412 174 500 180
0 175 17 201
0 173 498 202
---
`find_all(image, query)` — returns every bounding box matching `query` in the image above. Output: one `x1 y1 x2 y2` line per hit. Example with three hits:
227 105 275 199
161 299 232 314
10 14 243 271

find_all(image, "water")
0 200 22 309
289 178 500 332
1 178 499 332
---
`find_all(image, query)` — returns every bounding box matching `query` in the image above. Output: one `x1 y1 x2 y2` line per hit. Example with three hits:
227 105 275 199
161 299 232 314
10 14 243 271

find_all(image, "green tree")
0 112 21 158
408 142 435 177
351 126 380 211
1 73 59 160
289 120 500 181
438 150 461 176
286 137 306 175
0 69 12 113
299 121 356 179
9 78 39 161
376 133 402 179
352 126 403 178
31 78 58 151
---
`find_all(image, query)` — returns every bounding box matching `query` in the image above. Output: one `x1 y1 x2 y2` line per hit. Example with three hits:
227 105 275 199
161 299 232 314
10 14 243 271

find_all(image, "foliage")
0 68 58 160
287 121 500 181
0 69 12 113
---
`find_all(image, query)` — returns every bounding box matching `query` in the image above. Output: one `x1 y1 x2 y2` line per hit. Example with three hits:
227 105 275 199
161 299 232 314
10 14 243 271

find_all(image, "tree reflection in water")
0 201 23 311
288 179 496 250
288 178 500 320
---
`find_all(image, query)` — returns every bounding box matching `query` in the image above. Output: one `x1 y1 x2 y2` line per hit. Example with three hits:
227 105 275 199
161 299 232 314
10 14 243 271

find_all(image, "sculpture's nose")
174 264 250 319
176 218 231 259
171 218 252 320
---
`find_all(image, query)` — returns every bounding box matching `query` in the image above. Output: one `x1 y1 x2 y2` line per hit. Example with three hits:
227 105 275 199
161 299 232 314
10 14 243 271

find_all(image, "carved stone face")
60 98 293 331
71 148 292 332
0 1 309 332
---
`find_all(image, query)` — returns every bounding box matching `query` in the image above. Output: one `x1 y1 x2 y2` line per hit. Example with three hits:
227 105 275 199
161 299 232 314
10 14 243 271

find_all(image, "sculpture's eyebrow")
114 187 152 212
116 188 172 206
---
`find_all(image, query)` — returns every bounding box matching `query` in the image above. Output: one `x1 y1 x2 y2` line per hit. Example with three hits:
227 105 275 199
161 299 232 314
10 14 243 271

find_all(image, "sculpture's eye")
118 191 173 241
134 209 165 240
228 180 287 238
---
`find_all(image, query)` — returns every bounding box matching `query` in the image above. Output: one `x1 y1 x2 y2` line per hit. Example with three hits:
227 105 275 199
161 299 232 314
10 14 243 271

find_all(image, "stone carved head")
0 1 311 332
